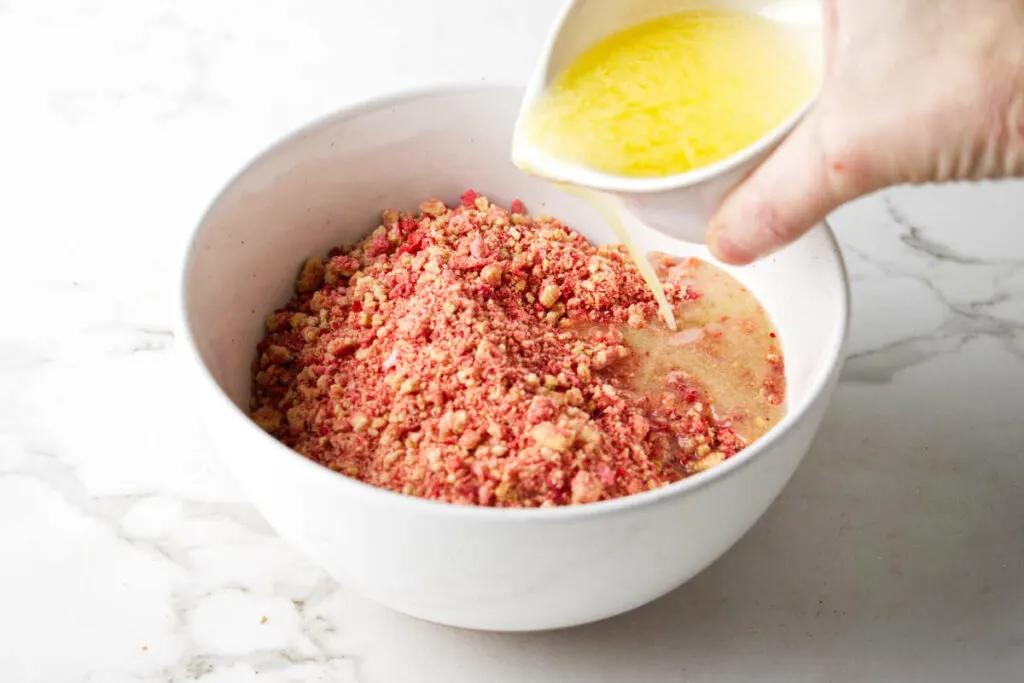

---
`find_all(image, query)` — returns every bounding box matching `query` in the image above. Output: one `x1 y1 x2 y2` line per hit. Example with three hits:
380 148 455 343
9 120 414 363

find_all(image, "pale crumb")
351 413 368 432
480 263 503 284
458 429 483 450
266 345 292 364
309 291 329 313
419 198 447 217
286 406 305 429
530 422 571 452
578 424 601 446
536 286 561 309
296 256 325 293
251 406 282 431
692 451 726 473
398 377 421 395
571 471 602 504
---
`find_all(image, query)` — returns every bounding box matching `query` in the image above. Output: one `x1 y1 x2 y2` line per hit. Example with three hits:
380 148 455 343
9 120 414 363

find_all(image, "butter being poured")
557 184 680 331
519 8 816 177
514 8 817 331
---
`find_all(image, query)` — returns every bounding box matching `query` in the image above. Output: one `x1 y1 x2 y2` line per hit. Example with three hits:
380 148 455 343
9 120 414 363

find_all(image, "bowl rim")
177 80 850 524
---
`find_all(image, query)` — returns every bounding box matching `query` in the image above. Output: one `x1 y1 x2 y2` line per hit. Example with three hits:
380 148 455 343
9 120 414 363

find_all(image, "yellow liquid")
558 184 678 330
523 9 816 177
623 253 786 444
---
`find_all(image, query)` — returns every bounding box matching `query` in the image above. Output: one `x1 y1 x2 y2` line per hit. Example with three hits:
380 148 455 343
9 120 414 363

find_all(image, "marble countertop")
2 1 1023 681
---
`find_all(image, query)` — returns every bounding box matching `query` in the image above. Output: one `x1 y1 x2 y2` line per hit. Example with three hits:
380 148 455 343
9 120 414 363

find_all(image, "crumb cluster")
250 191 751 507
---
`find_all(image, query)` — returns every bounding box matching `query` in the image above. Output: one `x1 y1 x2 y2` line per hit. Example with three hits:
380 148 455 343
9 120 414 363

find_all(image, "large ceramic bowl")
178 83 849 632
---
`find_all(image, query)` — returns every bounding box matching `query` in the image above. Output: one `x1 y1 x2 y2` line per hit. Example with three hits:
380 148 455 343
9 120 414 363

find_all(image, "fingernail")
709 223 756 265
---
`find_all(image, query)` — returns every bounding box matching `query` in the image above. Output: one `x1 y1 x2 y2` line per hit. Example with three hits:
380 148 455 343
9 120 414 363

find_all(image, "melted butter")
515 8 817 331
521 8 816 177
619 255 786 442
512 180 785 443
557 184 677 331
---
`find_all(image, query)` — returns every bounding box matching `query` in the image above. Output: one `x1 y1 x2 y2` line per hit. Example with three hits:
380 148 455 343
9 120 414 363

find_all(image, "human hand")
707 0 1024 264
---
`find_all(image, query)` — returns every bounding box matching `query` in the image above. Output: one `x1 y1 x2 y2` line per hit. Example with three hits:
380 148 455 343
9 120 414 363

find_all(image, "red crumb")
249 192 774 507
460 189 481 208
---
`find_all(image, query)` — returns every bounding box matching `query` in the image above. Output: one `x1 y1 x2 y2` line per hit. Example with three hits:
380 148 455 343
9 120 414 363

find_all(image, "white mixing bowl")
178 83 849 632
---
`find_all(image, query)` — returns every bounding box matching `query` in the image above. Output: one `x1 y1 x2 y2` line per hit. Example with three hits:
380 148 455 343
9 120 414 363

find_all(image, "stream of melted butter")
554 184 677 331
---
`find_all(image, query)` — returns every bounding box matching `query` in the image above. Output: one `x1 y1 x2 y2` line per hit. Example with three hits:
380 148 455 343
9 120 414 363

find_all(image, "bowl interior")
183 84 847 479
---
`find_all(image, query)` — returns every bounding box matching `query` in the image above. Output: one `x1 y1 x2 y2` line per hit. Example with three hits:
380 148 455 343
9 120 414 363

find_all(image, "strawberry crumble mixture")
249 191 785 507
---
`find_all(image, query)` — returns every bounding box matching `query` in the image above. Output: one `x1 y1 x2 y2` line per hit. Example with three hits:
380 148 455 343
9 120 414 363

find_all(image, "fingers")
706 111 869 265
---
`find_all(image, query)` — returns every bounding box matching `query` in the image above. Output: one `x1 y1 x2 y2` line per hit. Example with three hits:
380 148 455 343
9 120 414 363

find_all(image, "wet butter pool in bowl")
178 84 849 632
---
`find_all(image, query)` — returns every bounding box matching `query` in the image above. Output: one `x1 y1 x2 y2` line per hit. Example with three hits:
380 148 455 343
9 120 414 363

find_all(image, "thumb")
707 111 870 265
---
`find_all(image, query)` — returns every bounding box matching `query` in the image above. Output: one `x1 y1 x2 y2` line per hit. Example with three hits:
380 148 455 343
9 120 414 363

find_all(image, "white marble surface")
2 1 1023 681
